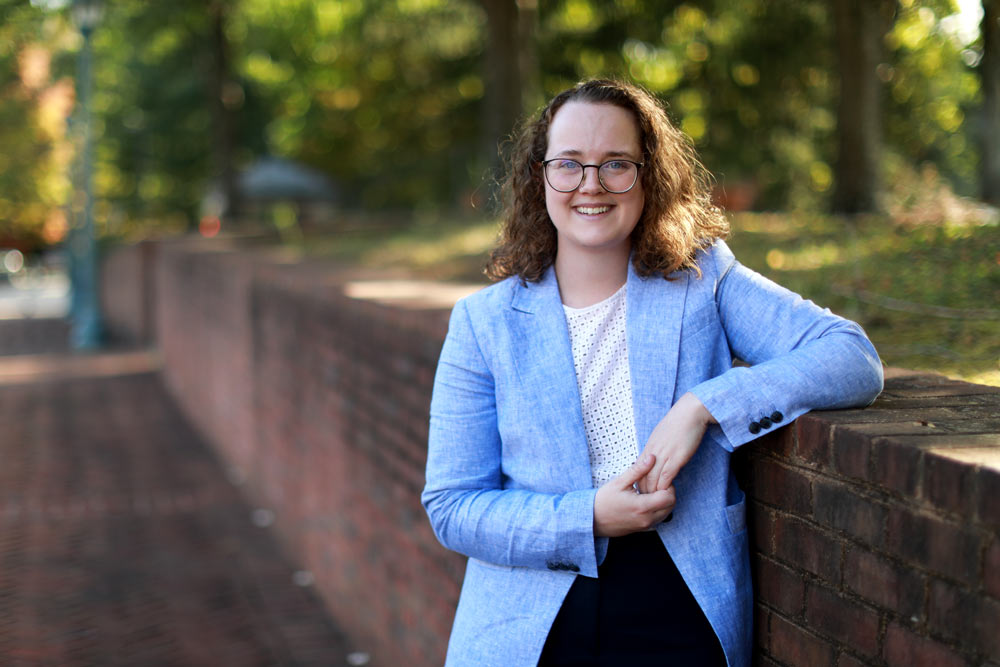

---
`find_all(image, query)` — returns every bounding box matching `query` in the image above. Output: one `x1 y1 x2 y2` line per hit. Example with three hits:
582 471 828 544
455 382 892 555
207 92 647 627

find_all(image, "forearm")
422 485 599 574
691 327 883 450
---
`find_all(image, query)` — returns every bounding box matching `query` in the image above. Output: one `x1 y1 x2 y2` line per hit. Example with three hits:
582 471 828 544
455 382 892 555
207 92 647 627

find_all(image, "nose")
578 164 603 194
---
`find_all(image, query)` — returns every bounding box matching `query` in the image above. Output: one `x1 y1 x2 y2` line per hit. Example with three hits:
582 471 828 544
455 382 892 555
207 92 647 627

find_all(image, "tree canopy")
0 0 990 247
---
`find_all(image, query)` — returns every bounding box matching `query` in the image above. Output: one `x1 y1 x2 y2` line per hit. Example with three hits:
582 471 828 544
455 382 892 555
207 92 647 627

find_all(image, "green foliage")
535 0 837 209
93 0 250 232
885 0 982 196
300 210 1000 386
0 2 74 248
0 0 993 242
727 212 1000 386
234 0 488 210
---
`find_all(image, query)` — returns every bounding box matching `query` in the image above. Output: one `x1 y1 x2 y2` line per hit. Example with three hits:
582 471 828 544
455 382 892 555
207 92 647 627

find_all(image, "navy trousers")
538 530 727 666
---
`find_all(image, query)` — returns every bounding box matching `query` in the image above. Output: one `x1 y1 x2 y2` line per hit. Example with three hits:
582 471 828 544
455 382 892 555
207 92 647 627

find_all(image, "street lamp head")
71 0 103 36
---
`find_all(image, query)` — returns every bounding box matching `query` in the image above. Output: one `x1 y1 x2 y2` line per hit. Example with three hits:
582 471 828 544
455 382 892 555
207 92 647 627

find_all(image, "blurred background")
1 0 998 383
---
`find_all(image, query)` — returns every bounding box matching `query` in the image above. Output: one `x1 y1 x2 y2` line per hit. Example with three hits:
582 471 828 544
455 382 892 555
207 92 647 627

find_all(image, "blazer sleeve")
688 241 884 450
421 298 599 576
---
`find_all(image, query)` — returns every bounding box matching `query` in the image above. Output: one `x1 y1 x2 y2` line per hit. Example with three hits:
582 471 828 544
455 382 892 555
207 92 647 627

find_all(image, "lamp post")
69 0 103 349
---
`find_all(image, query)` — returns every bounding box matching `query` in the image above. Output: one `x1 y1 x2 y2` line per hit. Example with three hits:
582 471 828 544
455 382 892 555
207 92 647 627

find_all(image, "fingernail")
641 454 652 465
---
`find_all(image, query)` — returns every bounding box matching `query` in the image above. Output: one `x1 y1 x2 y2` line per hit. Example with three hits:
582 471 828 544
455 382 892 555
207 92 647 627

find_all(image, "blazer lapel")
506 267 592 489
627 263 690 448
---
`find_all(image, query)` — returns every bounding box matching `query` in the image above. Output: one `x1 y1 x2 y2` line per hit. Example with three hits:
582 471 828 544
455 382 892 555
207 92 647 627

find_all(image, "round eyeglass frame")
540 158 644 194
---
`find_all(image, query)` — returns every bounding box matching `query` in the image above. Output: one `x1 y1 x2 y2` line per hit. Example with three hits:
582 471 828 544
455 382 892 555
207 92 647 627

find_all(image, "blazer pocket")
725 492 747 535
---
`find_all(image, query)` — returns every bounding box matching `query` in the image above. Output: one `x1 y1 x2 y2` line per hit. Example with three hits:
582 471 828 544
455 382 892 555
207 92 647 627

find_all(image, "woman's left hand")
636 392 716 495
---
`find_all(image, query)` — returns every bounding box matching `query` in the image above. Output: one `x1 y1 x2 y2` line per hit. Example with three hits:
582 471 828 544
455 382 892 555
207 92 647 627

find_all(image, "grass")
300 212 1000 387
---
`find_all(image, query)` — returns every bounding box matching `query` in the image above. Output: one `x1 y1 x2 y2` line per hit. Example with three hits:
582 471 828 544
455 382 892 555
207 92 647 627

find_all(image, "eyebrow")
546 149 639 160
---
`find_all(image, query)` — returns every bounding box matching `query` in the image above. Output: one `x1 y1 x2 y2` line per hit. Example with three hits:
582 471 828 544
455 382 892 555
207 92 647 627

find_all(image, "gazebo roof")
238 158 338 202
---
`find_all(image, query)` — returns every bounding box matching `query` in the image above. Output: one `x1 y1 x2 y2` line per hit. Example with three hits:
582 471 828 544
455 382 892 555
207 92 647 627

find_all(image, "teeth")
576 206 610 215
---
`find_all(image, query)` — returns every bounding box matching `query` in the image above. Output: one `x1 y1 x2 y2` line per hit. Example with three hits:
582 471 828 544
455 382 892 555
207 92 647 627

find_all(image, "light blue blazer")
422 240 883 667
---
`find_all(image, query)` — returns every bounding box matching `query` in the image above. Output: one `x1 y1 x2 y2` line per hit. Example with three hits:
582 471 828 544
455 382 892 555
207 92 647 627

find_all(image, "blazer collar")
510 265 560 314
625 261 691 446
505 259 692 461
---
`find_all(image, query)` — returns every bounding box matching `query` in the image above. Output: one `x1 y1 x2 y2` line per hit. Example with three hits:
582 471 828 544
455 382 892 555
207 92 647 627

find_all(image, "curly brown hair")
486 78 729 283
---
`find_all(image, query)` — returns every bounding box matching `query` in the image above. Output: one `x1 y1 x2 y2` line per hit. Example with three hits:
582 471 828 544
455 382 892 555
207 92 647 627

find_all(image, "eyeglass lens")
544 160 639 193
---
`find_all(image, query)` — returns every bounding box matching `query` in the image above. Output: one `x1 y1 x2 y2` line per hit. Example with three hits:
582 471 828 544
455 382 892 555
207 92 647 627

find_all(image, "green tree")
982 0 1000 203
0 1 75 249
831 0 895 214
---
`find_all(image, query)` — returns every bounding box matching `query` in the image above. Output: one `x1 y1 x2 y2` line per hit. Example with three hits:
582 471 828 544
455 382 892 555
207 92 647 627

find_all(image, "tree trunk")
831 0 892 214
982 0 1000 205
517 0 541 114
207 0 241 222
480 0 524 181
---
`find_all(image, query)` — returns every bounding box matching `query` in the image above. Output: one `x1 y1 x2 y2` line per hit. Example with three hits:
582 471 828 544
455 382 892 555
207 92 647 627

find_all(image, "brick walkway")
0 351 356 666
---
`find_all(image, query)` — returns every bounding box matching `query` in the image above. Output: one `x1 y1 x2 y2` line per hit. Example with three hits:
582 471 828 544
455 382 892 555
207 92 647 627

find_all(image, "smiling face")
543 101 645 263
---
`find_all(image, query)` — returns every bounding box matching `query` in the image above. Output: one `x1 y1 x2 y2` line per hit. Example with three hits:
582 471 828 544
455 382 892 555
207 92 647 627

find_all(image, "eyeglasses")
541 158 644 194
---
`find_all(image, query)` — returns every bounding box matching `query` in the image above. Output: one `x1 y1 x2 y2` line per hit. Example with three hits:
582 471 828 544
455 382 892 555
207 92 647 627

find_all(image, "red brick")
755 656 783 667
813 480 887 546
755 603 771 654
837 418 957 438
837 653 867 667
831 428 872 480
979 466 1000 529
883 374 1000 397
924 452 976 516
757 424 796 459
886 507 981 585
986 538 1000 601
750 502 775 556
928 578 1000 657
751 458 813 515
772 515 842 584
804 583 881 657
796 414 833 468
769 613 836 667
884 621 966 667
755 556 805 617
873 437 923 498
843 546 924 619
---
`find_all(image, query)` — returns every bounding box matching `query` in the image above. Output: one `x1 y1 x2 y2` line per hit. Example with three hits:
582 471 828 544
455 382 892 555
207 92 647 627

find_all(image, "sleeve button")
771 411 784 423
567 564 580 573
759 416 772 429
748 421 761 434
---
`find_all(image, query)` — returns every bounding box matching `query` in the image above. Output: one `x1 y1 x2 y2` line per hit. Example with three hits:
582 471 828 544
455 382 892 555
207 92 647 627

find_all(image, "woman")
422 79 882 666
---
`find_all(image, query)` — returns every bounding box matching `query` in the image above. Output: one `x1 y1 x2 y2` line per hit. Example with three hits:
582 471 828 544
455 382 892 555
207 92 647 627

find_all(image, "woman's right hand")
593 454 676 537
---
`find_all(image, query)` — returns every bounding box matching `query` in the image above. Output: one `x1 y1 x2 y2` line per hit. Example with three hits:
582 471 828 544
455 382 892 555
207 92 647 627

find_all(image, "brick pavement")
0 352 358 666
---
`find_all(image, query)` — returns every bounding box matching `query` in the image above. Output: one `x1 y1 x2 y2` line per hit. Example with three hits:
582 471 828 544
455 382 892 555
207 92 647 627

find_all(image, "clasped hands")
593 392 716 538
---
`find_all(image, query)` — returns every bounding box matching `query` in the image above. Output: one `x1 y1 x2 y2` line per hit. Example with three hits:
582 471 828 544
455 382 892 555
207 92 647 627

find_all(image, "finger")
616 453 656 491
640 454 666 495
656 458 680 492
633 489 675 529
633 488 675 515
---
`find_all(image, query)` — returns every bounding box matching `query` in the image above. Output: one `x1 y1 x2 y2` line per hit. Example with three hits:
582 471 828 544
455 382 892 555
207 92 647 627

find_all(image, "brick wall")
738 375 1000 666
100 240 158 344
101 236 1000 666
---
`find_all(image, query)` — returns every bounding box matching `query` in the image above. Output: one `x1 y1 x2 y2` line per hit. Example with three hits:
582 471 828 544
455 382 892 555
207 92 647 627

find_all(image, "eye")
552 159 581 172
602 160 629 172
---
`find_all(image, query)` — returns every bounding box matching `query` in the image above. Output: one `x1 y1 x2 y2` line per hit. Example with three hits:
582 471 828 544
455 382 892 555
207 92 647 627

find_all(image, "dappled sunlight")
362 220 497 270
724 212 1000 387
343 279 482 309
0 349 161 385
764 242 846 272
927 446 1000 473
